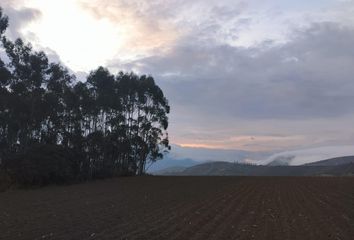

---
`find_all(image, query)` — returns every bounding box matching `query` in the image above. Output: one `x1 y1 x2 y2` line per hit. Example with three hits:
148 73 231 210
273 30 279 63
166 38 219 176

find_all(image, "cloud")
78 0 252 57
108 20 354 151
113 22 354 119
79 0 183 56
1 1 41 40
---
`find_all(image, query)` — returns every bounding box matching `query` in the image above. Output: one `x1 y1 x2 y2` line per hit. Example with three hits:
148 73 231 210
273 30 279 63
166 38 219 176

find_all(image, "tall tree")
0 8 11 160
117 72 170 175
0 8 170 182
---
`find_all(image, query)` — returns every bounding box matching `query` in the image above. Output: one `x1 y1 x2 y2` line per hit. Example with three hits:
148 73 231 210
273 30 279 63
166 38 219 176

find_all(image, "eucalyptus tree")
2 38 47 149
0 8 10 160
0 7 75 155
0 7 170 181
117 72 170 175
44 63 75 145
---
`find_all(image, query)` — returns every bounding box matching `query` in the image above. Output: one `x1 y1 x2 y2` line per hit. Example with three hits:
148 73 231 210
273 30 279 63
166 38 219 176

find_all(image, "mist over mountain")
263 146 354 166
177 162 354 176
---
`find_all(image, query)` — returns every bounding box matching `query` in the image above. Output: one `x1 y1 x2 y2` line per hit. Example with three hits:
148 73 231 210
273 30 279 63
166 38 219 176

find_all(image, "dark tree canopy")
0 8 170 184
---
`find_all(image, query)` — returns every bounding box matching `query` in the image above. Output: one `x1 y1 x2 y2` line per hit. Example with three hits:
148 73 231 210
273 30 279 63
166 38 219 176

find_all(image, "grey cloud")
106 20 354 151
110 22 354 120
81 0 250 47
2 4 41 40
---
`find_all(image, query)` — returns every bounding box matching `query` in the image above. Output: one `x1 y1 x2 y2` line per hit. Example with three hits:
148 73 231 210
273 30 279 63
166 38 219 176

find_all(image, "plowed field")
1 177 354 240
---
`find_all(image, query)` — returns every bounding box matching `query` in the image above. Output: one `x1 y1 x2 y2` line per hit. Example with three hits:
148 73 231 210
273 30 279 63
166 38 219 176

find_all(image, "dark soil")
1 177 354 240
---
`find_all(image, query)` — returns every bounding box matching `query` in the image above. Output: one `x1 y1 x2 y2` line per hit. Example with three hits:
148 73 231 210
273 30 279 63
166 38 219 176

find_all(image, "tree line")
0 8 170 185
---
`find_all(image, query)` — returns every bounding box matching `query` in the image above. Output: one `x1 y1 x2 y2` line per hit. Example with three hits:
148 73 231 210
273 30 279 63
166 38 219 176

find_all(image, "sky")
2 0 354 155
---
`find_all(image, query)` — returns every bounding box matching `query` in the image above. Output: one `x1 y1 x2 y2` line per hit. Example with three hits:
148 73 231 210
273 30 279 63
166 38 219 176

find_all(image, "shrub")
0 169 12 191
2 144 87 186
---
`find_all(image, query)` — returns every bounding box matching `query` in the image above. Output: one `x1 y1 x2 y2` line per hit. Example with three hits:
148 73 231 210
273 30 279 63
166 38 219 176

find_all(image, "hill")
152 166 187 175
159 162 354 176
147 157 200 173
305 156 354 166
262 146 354 166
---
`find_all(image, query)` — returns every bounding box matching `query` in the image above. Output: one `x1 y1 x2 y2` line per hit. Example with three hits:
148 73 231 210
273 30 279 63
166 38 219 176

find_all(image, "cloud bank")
112 21 354 151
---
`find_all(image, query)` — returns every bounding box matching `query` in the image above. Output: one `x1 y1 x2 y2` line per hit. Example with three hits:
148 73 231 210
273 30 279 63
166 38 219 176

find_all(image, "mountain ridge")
155 159 354 176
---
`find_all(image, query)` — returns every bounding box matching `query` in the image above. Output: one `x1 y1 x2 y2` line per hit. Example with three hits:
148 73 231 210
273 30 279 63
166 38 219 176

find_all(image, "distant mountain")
150 145 354 174
147 157 200 173
305 156 354 166
153 166 187 175
167 144 271 163
148 144 272 173
181 162 258 176
321 163 354 176
158 161 354 176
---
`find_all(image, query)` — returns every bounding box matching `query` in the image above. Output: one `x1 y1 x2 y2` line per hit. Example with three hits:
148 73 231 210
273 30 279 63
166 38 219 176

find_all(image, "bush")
2 144 87 186
0 169 12 191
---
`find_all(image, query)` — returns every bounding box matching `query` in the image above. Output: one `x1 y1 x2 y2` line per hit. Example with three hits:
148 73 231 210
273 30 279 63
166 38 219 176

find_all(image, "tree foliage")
0 8 170 184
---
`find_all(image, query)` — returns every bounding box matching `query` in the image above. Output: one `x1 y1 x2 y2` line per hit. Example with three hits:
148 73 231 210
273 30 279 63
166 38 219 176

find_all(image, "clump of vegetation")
0 169 11 191
2 144 87 186
0 8 170 187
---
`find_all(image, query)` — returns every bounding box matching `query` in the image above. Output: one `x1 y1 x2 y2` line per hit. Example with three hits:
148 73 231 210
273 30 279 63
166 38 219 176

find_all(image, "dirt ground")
0 176 354 240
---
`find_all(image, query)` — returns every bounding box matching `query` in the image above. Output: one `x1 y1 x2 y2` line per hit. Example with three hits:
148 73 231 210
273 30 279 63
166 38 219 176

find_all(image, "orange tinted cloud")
79 0 182 57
